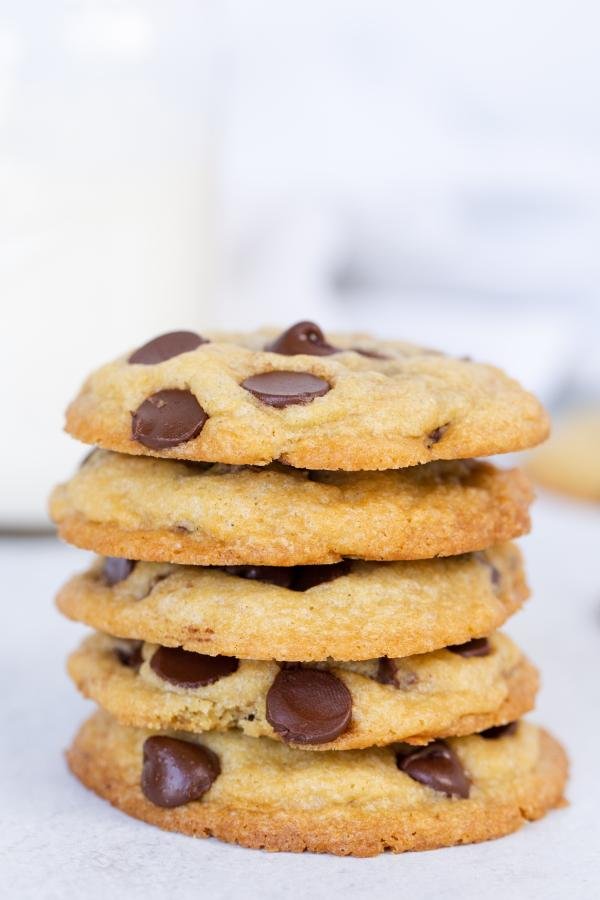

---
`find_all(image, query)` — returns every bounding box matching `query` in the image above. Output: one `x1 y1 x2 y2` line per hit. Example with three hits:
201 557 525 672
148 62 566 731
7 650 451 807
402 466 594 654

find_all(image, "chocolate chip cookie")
49 451 533 565
67 631 538 749
67 710 567 856
56 544 527 661
64 322 549 470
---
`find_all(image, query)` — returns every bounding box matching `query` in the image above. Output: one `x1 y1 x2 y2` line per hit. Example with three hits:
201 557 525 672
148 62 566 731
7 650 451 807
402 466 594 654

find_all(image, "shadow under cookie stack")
50 321 568 856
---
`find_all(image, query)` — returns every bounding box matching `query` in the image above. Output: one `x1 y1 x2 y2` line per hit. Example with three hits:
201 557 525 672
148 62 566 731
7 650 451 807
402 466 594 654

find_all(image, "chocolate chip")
489 564 502 588
352 347 390 360
290 560 351 592
377 657 398 686
266 321 338 356
266 668 352 744
149 646 238 688
141 736 220 808
102 557 134 586
129 331 207 364
221 565 293 588
480 721 518 740
473 552 502 587
376 658 418 689
396 741 471 798
241 371 331 408
447 637 491 658
426 423 449 448
221 562 350 590
131 389 208 449
115 640 143 670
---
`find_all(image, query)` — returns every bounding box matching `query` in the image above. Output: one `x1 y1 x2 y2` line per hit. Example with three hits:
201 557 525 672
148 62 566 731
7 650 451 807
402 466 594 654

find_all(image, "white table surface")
2 492 599 900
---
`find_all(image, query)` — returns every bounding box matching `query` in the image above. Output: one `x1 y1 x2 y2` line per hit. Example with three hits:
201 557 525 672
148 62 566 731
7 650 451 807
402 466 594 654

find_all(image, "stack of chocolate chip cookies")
50 321 568 856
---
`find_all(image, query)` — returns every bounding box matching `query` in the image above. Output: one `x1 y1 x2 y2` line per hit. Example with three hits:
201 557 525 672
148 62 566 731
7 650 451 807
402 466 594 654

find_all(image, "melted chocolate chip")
266 668 352 744
131 389 208 449
141 736 220 807
102 557 134 586
426 423 449 448
115 641 143 670
221 565 293 588
376 658 418 689
447 637 491 658
241 371 331 408
396 741 470 798
129 331 207 365
266 321 337 356
480 721 518 740
290 560 351 592
150 646 238 688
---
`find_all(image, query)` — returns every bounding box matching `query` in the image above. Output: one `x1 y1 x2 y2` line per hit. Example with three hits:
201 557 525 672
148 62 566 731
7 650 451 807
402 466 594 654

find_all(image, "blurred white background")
1 0 600 522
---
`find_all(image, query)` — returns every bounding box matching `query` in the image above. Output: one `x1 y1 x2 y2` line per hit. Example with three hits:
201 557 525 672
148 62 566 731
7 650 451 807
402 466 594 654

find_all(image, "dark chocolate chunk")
129 331 207 365
102 557 134 586
115 640 143 670
426 423 449 448
141 736 220 807
447 637 491 658
221 565 293 588
266 667 352 744
290 560 351 592
396 741 471 798
480 721 518 740
266 321 338 356
131 389 208 449
241 371 330 408
376 657 418 689
149 646 238 688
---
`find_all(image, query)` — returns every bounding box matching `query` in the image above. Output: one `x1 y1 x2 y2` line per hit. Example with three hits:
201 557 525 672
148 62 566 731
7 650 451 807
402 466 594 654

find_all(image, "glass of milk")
0 3 218 526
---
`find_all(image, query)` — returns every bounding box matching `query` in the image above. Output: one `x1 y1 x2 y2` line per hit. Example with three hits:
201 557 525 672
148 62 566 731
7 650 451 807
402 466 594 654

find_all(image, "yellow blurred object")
527 408 600 502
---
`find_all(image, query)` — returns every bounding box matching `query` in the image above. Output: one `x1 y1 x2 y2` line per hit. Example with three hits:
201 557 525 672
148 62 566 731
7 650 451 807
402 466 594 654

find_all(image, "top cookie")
65 322 549 471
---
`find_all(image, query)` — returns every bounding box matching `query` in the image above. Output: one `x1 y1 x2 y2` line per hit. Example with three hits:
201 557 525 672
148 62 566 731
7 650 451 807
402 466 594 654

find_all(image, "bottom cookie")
67 711 567 857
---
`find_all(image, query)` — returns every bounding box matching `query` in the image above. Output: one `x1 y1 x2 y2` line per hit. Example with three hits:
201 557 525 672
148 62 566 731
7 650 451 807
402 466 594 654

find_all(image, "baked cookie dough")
64 323 549 471
56 544 528 661
67 711 567 856
527 407 600 501
49 451 534 565
67 631 538 750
